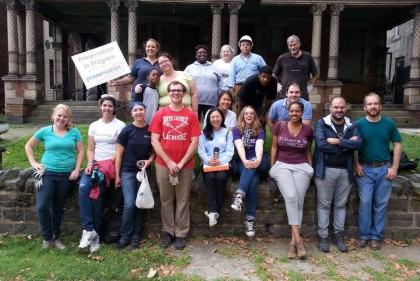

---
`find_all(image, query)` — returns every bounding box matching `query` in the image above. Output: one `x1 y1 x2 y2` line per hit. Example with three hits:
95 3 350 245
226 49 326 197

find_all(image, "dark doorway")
179 24 200 70
392 57 409 104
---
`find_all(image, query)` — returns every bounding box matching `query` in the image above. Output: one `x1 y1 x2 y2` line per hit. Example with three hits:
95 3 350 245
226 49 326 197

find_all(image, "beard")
331 113 344 121
366 109 380 117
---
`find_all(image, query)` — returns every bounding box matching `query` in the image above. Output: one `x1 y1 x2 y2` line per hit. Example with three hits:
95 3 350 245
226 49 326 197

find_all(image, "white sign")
71 41 130 89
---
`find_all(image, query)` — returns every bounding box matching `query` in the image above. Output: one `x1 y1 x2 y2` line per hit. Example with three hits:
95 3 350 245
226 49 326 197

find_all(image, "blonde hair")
237 106 261 137
51 104 73 130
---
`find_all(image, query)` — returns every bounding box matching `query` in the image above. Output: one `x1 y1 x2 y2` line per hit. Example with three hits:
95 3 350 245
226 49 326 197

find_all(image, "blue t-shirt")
117 123 152 173
34 126 83 172
129 58 159 97
232 127 265 159
268 98 312 121
356 116 402 163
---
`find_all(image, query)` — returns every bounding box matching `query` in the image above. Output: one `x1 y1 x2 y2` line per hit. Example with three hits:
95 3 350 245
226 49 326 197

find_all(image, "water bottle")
213 147 219 159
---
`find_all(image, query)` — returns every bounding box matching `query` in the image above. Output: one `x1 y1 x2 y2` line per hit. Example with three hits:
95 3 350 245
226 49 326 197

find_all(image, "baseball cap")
238 35 253 47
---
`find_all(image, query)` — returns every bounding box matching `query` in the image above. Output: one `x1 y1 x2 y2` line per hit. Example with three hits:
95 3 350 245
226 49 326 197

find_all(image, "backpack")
390 150 419 171
99 188 124 244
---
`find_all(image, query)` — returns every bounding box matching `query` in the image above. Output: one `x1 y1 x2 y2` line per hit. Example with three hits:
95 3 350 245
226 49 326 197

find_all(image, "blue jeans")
36 170 71 241
236 154 270 220
119 171 145 243
355 163 392 241
79 171 108 232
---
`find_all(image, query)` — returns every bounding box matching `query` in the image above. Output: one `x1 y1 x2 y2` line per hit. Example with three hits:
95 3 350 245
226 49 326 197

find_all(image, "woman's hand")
135 84 143 94
208 158 220 166
69 170 79 181
243 159 254 169
84 165 93 175
30 161 43 170
108 80 117 87
115 175 121 188
250 158 261 169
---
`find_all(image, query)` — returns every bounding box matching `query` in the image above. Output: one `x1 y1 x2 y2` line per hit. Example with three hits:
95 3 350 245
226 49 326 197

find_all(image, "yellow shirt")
157 71 193 108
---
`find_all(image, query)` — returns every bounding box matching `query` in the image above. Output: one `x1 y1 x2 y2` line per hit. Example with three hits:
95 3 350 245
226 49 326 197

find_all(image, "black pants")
202 170 229 213
198 104 214 122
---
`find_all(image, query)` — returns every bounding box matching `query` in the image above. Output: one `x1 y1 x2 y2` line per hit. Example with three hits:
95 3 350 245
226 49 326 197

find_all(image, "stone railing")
1 168 420 240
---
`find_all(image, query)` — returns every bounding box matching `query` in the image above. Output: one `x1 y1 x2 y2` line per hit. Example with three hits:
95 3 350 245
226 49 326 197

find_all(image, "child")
133 68 161 124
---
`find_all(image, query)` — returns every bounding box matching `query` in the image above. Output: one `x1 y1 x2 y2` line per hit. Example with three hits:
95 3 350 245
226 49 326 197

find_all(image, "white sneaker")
245 221 255 237
79 229 97 248
209 212 219 227
90 233 100 253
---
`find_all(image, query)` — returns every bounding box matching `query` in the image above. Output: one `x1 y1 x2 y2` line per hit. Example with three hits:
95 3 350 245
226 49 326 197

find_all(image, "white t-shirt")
213 59 231 87
88 118 126 161
203 109 237 130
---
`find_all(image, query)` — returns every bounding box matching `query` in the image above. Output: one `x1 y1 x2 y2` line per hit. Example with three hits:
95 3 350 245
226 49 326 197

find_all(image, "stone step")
34 105 100 113
42 100 99 106
26 116 98 125
350 111 411 118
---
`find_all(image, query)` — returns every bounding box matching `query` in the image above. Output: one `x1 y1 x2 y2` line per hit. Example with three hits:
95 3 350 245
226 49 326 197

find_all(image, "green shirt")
356 116 401 163
34 126 83 172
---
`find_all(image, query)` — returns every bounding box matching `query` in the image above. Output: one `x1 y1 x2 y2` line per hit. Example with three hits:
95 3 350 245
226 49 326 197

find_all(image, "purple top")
273 122 313 164
232 127 265 159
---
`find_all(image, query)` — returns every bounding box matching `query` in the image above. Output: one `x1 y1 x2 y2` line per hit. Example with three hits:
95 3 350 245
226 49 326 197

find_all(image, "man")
273 35 318 100
267 83 312 133
353 93 402 250
237 65 277 126
149 81 201 250
313 96 363 253
227 35 266 114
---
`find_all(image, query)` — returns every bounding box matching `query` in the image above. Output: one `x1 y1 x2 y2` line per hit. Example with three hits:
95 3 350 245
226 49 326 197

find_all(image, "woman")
25 104 84 249
153 53 198 112
231 106 270 237
213 45 235 87
198 107 234 227
269 101 314 259
203 91 237 130
115 102 156 250
185 45 224 120
108 39 160 98
78 95 125 253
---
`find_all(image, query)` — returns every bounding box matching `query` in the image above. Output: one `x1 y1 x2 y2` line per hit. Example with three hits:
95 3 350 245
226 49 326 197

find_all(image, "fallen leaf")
147 268 156 278
389 254 397 259
162 269 170 275
221 269 229 274
193 262 199 266
212 248 218 253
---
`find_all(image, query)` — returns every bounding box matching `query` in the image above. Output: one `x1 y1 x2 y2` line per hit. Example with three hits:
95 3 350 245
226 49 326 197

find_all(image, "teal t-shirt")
356 117 402 163
34 126 83 172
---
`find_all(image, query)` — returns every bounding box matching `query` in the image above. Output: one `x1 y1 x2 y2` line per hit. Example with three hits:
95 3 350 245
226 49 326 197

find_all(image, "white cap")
238 35 253 47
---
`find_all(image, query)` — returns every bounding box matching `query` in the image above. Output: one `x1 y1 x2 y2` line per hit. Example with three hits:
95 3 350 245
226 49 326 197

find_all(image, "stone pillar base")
309 80 343 120
403 82 420 104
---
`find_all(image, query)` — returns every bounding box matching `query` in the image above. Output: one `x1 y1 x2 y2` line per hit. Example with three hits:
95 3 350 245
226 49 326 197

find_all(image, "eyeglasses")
101 94 116 100
168 89 184 93
159 59 171 65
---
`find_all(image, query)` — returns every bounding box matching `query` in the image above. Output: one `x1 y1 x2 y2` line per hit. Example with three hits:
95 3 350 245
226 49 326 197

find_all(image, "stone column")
228 2 241 50
311 3 326 78
52 25 63 100
125 0 138 66
210 2 224 62
404 5 420 104
71 33 84 100
4 0 19 76
107 0 120 44
21 0 37 76
327 3 344 82
17 8 26 76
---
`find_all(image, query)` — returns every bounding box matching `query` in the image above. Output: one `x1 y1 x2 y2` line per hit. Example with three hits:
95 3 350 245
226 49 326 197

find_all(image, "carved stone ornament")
228 2 242 14
125 0 138 12
211 2 224 14
107 0 120 12
311 3 326 16
330 3 345 16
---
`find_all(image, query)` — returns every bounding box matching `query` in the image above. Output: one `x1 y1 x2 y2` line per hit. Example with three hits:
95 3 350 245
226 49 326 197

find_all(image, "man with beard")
267 83 312 133
353 93 402 251
273 35 318 100
313 96 363 253
237 65 277 127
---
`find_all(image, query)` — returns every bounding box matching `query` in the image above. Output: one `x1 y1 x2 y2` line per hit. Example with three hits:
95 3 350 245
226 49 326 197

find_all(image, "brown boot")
296 240 306 259
287 243 297 259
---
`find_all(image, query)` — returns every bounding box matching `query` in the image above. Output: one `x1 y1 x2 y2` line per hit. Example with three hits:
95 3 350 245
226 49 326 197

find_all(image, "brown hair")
236 106 261 137
363 92 381 105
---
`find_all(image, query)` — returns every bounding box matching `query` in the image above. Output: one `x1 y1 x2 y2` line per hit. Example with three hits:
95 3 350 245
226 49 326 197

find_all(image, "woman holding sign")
198 107 234 227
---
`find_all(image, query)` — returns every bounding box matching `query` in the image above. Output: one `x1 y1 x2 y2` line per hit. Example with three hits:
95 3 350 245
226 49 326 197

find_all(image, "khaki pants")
155 163 193 238
233 84 243 115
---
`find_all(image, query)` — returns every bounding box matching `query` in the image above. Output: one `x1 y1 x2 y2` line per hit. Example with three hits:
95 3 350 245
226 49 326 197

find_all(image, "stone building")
1 0 420 123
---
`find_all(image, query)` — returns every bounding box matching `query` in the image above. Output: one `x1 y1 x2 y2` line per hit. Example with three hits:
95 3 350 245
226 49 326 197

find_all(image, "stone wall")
1 167 420 240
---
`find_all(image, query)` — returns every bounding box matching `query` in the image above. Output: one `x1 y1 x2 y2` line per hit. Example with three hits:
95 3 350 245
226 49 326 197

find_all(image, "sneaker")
296 241 306 259
209 212 219 227
160 232 173 249
52 239 66 249
333 232 348 253
79 229 97 248
231 196 243 211
116 241 130 251
369 239 381 250
245 220 255 237
287 243 297 259
354 238 369 248
42 238 53 249
90 233 100 253
130 239 140 250
318 237 330 253
175 237 186 250
204 211 209 218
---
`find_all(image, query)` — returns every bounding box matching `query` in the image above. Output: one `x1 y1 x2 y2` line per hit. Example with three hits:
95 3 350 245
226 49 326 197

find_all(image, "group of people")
25 35 402 261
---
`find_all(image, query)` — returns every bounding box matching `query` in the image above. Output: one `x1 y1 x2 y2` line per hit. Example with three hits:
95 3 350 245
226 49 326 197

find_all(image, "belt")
359 161 389 167
235 83 243 86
